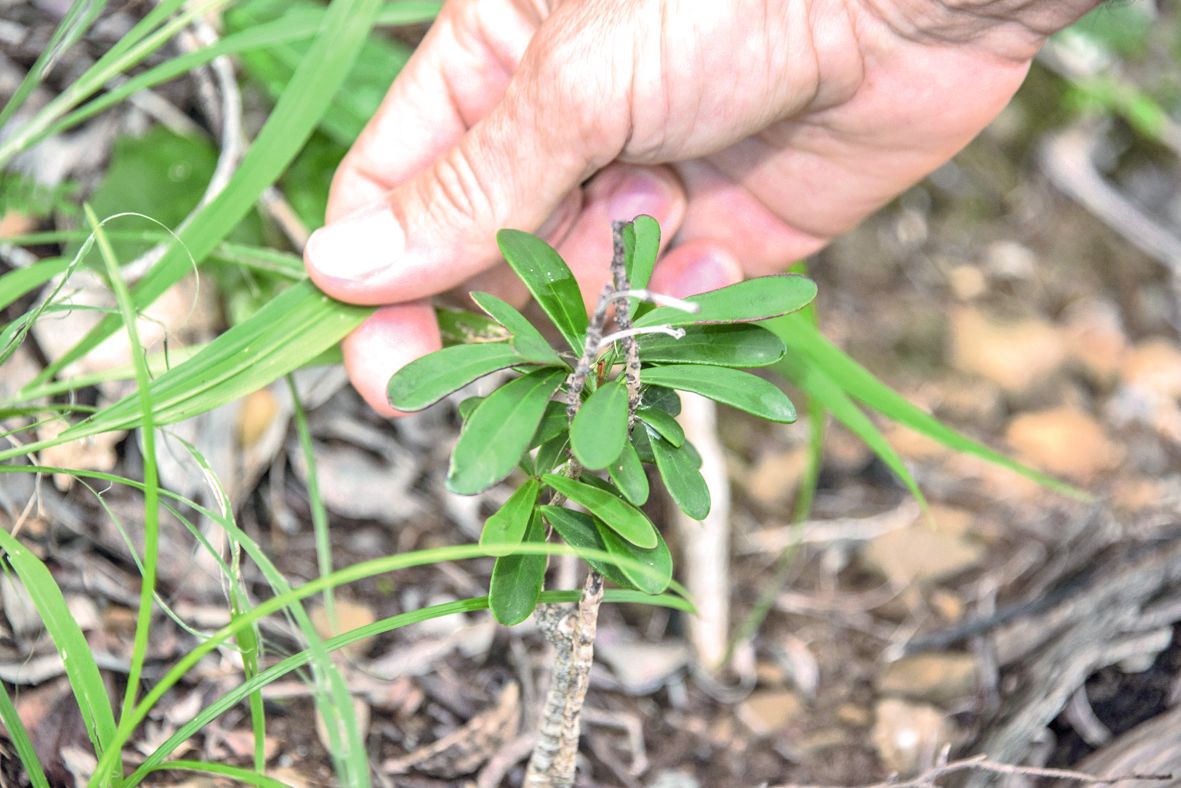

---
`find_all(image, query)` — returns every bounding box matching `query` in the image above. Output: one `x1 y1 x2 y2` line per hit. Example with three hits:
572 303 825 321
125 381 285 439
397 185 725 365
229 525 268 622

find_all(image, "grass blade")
766 314 1089 499
28 0 387 388
84 207 161 740
0 530 117 762
0 680 51 788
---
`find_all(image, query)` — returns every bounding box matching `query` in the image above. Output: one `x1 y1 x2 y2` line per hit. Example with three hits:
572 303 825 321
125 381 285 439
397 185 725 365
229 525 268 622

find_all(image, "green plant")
383 216 815 782
388 216 815 622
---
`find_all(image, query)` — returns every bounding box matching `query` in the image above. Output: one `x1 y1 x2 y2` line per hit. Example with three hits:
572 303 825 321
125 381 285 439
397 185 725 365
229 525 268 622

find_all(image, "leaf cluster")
387 217 817 624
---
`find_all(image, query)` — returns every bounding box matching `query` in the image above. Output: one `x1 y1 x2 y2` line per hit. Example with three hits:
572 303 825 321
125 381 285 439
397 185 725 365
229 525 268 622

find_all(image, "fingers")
553 164 686 310
306 5 626 307
325 0 543 222
341 302 442 417
650 241 744 299
673 159 831 276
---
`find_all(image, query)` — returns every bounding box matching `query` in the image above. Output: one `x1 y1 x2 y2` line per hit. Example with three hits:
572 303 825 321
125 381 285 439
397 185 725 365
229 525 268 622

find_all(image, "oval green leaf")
636 324 785 367
623 215 660 293
650 435 711 520
541 473 657 549
488 512 547 625
640 385 681 416
480 479 541 556
594 516 672 595
470 291 563 364
530 400 569 450
637 407 684 447
607 440 649 506
389 343 528 412
496 229 588 355
540 506 632 588
448 368 566 494
633 274 817 329
639 365 796 423
570 379 629 470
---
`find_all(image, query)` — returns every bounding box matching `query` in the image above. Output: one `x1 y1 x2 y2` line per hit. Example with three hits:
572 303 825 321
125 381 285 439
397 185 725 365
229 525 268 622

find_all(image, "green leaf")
540 506 633 588
776 349 926 509
0 530 116 761
570 378 629 469
623 214 660 291
0 681 49 788
766 314 1088 499
388 343 534 412
608 440 649 506
640 365 796 423
636 324 785 367
437 307 507 345
481 479 541 556
650 434 711 520
27 0 387 390
541 474 657 549
496 229 588 354
470 291 562 364
448 369 566 494
637 408 684 447
595 517 672 595
533 434 569 476
458 396 484 421
634 274 816 328
225 0 413 147
640 385 681 416
530 400 569 449
488 512 547 625
48 282 368 444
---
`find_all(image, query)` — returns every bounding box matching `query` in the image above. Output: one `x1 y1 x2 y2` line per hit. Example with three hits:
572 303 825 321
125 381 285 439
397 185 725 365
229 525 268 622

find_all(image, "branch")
773 753 1172 788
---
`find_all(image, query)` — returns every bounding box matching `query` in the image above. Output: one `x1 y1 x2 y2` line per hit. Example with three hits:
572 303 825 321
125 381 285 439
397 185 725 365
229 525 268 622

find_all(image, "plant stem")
526 222 636 785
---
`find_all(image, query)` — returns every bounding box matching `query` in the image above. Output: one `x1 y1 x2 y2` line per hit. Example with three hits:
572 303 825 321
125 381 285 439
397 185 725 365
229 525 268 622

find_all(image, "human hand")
304 0 1098 416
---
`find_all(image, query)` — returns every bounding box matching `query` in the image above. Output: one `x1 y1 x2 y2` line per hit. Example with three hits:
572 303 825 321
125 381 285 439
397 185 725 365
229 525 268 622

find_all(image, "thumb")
305 17 624 306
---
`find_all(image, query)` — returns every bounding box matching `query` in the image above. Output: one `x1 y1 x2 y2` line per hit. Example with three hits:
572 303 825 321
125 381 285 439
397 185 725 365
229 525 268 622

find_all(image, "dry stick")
525 222 638 787
774 753 1172 788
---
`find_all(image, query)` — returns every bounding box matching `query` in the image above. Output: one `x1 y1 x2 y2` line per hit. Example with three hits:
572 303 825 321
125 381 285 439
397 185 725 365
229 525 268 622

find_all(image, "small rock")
310 599 377 659
878 653 978 705
950 308 1067 395
1120 339 1181 397
647 770 701 788
596 637 689 695
1064 298 1127 384
929 590 965 622
836 703 872 727
736 689 804 737
984 240 1037 281
862 524 985 587
1 574 41 639
237 388 280 449
1005 406 1121 481
947 265 986 301
743 447 809 511
883 424 949 462
871 698 954 775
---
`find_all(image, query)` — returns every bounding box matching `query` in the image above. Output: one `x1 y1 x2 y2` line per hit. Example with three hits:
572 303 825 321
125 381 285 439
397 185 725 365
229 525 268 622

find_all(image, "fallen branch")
773 753 1172 788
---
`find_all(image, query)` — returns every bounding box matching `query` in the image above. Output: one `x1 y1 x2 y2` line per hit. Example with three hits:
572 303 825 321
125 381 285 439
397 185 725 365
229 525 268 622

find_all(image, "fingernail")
608 171 674 222
305 205 403 281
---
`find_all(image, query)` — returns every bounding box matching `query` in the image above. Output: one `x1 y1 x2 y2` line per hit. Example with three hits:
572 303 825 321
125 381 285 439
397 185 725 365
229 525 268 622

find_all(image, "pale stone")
1005 406 1121 481
862 525 985 587
872 698 955 775
878 653 978 705
950 308 1067 395
736 689 804 737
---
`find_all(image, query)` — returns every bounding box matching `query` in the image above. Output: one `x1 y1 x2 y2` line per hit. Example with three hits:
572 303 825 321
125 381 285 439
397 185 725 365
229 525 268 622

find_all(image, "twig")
609 221 642 424
596 325 684 354
772 753 1172 788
